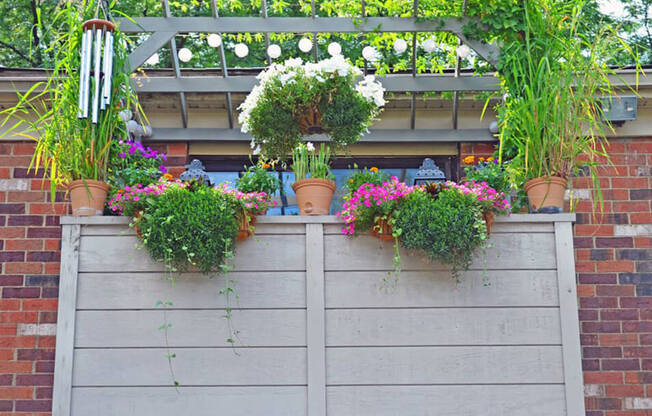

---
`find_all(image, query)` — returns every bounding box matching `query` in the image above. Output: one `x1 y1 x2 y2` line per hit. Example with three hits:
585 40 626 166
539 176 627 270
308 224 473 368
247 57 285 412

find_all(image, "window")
200 155 458 215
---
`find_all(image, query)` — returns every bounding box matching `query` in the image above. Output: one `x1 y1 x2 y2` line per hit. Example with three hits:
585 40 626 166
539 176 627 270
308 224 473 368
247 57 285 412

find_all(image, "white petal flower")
306 142 315 152
253 145 261 155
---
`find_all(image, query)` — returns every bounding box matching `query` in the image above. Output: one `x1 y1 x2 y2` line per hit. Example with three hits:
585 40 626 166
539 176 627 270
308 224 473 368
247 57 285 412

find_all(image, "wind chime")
77 18 115 123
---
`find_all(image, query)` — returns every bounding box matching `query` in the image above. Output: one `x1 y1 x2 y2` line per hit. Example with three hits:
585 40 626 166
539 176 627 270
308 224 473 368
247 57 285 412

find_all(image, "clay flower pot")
68 179 110 216
483 211 496 235
292 178 336 215
372 217 394 241
237 214 256 242
523 176 567 213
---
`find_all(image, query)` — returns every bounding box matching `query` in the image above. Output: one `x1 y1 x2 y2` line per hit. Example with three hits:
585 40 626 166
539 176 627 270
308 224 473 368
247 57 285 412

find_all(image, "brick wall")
1 137 651 415
0 141 187 415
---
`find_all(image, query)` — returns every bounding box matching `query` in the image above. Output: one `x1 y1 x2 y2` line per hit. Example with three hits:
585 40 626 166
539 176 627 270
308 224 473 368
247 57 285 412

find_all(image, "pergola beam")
134 74 500 93
144 128 496 143
119 16 500 65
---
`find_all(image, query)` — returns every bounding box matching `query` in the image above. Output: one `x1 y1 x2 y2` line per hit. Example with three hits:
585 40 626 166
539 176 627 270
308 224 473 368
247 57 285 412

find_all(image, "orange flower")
487 157 494 162
116 189 123 194
463 156 475 164
262 163 271 169
162 173 173 181
370 167 379 173
478 157 485 162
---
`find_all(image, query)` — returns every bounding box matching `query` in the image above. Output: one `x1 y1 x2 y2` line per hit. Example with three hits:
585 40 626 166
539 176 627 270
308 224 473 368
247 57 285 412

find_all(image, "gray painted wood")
326 385 566 416
324 233 557 271
53 224 81 416
75 310 306 347
555 221 587 416
72 348 307 386
72 386 307 416
77 272 306 309
59 216 581 415
306 223 326 416
325 308 561 346
325 270 559 308
78 234 306 272
326 346 564 385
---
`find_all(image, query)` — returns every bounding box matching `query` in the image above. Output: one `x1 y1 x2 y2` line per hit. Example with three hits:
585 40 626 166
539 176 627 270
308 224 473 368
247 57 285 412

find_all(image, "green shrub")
345 166 390 196
394 188 487 278
137 185 239 274
236 161 279 196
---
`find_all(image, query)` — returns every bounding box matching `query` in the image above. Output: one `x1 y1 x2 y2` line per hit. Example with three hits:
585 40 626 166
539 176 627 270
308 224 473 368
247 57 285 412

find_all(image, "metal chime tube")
82 29 93 118
100 30 108 110
91 27 102 124
77 29 89 117
103 31 113 107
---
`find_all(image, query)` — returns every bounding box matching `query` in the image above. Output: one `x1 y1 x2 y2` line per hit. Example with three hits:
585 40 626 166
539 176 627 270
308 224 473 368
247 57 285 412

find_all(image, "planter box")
53 214 584 416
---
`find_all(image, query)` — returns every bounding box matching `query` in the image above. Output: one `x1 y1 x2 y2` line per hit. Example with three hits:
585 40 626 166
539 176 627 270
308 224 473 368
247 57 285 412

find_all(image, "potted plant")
235 159 279 215
216 185 276 240
496 2 640 212
291 142 336 215
0 1 145 216
238 56 385 160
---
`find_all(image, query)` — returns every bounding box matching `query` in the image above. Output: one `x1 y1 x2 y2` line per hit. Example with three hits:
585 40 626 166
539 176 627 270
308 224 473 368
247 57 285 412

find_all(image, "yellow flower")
349 179 354 184
487 157 494 162
370 167 378 173
478 157 485 162
463 156 475 164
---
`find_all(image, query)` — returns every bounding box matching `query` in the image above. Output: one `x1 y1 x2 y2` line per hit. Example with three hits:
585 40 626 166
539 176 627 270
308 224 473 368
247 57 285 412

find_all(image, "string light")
234 43 249 58
267 44 281 59
178 48 192 62
298 37 313 53
207 34 222 48
327 42 342 56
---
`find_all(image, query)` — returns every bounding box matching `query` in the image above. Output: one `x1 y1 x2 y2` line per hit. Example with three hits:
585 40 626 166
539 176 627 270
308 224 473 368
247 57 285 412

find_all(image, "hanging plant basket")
298 106 324 135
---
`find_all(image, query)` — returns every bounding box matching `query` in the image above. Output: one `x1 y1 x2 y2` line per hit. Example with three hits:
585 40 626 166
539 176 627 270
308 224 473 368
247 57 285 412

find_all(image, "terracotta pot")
483 211 496 235
372 217 394 241
237 214 256 242
292 178 336 215
298 107 324 135
523 176 567 212
68 179 110 216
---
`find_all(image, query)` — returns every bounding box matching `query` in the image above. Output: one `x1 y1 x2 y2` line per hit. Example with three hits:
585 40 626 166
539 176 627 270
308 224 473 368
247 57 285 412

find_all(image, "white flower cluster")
238 56 385 137
355 75 386 107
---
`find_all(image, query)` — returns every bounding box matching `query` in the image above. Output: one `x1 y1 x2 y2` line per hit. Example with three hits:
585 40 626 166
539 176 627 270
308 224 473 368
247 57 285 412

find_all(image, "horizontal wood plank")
72 386 307 416
78 234 306 272
72 348 307 386
326 346 563 385
324 233 556 271
323 222 554 235
77 272 306 309
76 310 306 348
326 385 566 416
325 270 559 308
79 222 307 236
325 308 561 346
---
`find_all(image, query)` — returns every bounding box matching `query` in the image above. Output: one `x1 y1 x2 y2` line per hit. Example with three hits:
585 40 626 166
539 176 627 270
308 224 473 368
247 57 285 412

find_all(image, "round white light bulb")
393 38 407 54
362 46 378 62
422 38 436 53
267 44 281 59
145 53 160 66
234 43 249 58
298 37 313 53
177 48 192 63
327 42 341 56
207 33 222 48
457 44 471 59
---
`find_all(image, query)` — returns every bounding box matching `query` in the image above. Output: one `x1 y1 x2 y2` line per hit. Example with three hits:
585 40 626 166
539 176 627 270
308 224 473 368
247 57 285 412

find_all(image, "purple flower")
128 146 137 155
159 165 168 174
118 152 126 158
161 154 168 162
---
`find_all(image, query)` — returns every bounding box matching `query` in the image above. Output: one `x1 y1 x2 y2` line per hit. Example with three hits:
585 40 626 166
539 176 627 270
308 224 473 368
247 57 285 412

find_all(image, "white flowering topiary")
238 56 385 160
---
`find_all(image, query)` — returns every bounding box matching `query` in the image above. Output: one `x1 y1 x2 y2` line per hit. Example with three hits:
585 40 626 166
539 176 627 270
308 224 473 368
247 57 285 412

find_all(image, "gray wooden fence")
54 214 584 416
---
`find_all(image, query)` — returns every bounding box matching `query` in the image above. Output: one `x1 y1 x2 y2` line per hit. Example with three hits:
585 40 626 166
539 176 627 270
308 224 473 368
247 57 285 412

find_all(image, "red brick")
16 349 54 361
603 189 630 201
43 239 59 251
628 142 652 153
0 227 25 238
612 177 649 188
34 361 53 373
596 285 636 297
0 169 9 179
15 374 53 386
624 322 652 332
0 312 37 324
576 224 615 237
5 239 42 251
0 251 24 262
11 143 35 155
584 371 623 384
25 227 60 238
624 347 652 358
0 156 32 167
6 191 44 203
606 384 645 397
578 284 596 297
600 333 639 346
165 142 187 156
601 309 640 321
576 261 596 272
0 386 33 399
596 237 634 248
4 263 42 274
630 213 652 224
43 263 60 274
584 321 621 333
583 346 622 358
28 204 67 215
581 296 619 308
634 238 652 248
0 336 35 348
21 299 57 311
602 359 640 370
613 201 650 212
0 276 23 286
38 336 55 348
0 324 17 335
2 287 39 298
